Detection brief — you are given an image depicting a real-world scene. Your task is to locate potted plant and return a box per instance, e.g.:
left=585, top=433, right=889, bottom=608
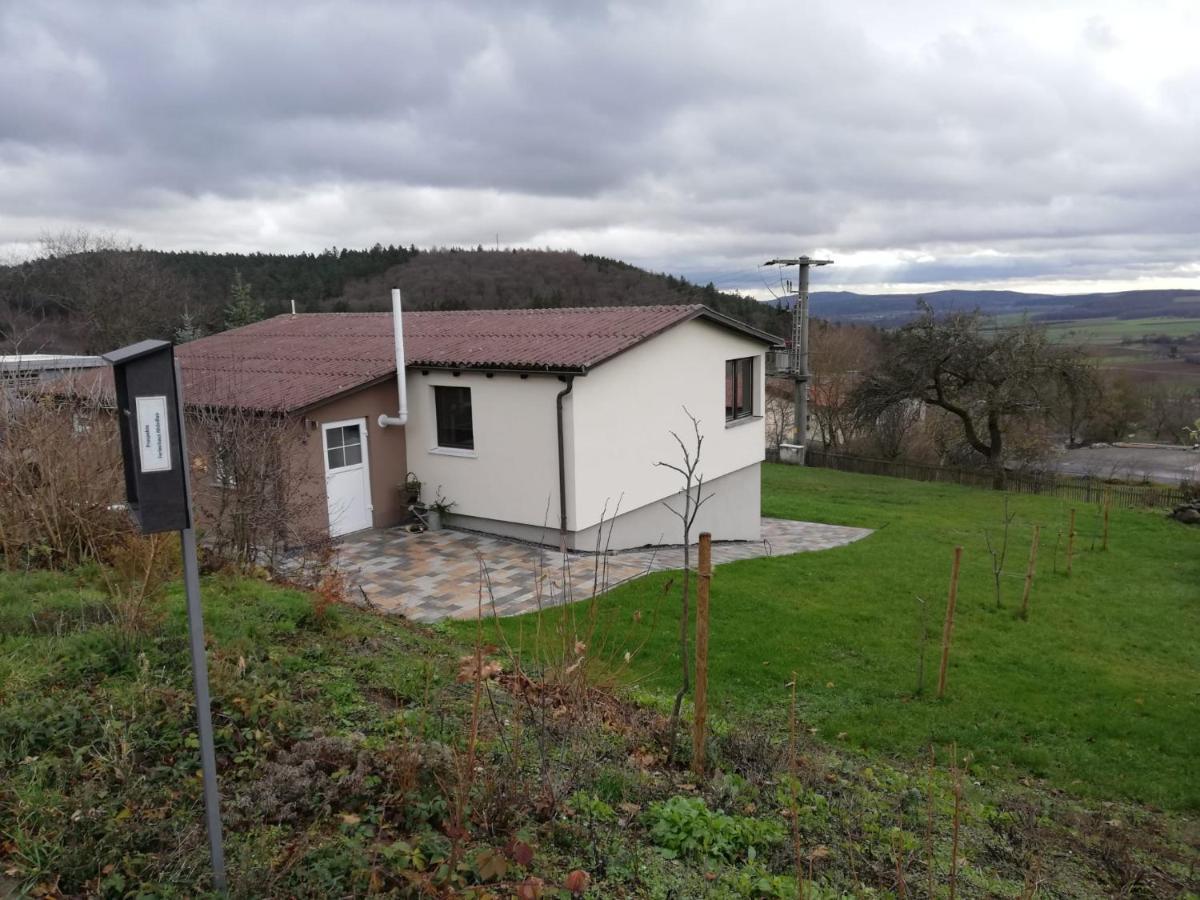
left=401, top=472, right=422, bottom=507
left=423, top=487, right=456, bottom=531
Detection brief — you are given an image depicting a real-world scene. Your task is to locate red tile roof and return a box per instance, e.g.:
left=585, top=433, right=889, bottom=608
left=72, top=305, right=780, bottom=413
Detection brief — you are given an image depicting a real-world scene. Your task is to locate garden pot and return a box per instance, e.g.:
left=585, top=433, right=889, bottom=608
left=425, top=508, right=443, bottom=531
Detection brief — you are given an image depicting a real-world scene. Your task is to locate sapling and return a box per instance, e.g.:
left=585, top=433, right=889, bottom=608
left=936, top=547, right=964, bottom=700
left=654, top=407, right=714, bottom=760
left=983, top=496, right=1015, bottom=608
left=914, top=595, right=929, bottom=696
left=1019, top=525, right=1040, bottom=620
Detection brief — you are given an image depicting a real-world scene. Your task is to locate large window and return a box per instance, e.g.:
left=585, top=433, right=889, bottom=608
left=434, top=385, right=474, bottom=450
left=725, top=357, right=755, bottom=421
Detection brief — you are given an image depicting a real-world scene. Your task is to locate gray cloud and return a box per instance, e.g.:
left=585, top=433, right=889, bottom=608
left=1, top=0, right=1198, bottom=293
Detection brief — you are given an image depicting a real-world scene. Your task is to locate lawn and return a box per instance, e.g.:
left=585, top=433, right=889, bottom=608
left=485, top=464, right=1200, bottom=811
left=4, top=554, right=1199, bottom=894
left=1044, top=315, right=1200, bottom=344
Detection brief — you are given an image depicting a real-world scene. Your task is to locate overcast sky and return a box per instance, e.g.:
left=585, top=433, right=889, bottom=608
left=2, top=0, right=1198, bottom=296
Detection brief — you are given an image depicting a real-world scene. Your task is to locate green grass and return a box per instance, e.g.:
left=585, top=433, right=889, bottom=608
left=483, top=465, right=1200, bottom=810
left=4, top=559, right=1199, bottom=894
left=1043, top=315, right=1200, bottom=344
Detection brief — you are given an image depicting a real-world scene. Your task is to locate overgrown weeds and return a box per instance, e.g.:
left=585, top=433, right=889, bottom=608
left=3, top=555, right=1198, bottom=897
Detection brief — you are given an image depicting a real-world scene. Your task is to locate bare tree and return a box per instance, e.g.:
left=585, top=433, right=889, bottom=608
left=1051, top=362, right=1102, bottom=447
left=808, top=321, right=878, bottom=449
left=854, top=305, right=1089, bottom=489
left=870, top=401, right=923, bottom=460
left=764, top=379, right=794, bottom=453
left=654, top=407, right=713, bottom=758
left=37, top=230, right=192, bottom=353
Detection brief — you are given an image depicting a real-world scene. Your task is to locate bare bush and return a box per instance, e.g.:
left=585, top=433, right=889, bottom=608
left=187, top=403, right=330, bottom=573
left=98, top=531, right=181, bottom=645
left=0, top=379, right=128, bottom=568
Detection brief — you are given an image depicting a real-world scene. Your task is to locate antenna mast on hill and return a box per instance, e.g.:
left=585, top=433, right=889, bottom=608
left=763, top=255, right=833, bottom=463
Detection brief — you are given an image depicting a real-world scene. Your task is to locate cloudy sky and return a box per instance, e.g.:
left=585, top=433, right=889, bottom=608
left=2, top=0, right=1198, bottom=296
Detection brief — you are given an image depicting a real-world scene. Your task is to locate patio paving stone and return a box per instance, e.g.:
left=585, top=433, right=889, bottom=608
left=335, top=517, right=872, bottom=623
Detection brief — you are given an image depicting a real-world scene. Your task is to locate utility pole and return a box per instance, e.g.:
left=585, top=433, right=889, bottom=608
left=764, top=255, right=833, bottom=464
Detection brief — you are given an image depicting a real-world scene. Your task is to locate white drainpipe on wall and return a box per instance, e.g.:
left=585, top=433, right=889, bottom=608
left=377, top=287, right=408, bottom=428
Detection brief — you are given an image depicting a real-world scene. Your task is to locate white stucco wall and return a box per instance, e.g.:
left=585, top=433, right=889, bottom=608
left=567, top=318, right=768, bottom=534
left=404, top=369, right=564, bottom=529
left=402, top=318, right=771, bottom=547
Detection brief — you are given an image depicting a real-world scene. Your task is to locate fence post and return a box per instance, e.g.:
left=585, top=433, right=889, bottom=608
left=936, top=546, right=963, bottom=700
left=692, top=532, right=713, bottom=777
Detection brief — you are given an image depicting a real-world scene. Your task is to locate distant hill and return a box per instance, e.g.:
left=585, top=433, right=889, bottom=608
left=772, top=288, right=1200, bottom=326
left=0, top=246, right=786, bottom=353
left=330, top=249, right=783, bottom=334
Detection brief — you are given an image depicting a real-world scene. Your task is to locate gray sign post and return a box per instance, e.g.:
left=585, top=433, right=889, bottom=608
left=102, top=340, right=227, bottom=893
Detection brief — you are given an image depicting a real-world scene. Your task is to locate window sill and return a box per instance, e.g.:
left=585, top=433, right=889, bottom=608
left=429, top=446, right=477, bottom=458
left=724, top=415, right=763, bottom=430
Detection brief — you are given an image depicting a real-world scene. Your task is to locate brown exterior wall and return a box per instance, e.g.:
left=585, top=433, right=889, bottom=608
left=299, top=378, right=410, bottom=532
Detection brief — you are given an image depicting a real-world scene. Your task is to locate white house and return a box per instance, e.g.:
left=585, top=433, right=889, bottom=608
left=161, top=298, right=782, bottom=550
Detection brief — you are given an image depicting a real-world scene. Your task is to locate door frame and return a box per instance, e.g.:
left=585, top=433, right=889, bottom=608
left=320, top=416, right=373, bottom=535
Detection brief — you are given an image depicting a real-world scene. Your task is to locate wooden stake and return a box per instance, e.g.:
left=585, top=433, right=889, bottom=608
left=1066, top=508, right=1076, bottom=577
left=936, top=546, right=963, bottom=700
left=1102, top=491, right=1111, bottom=552
left=1020, top=525, right=1040, bottom=620
left=692, top=532, right=712, bottom=777
left=949, top=743, right=962, bottom=900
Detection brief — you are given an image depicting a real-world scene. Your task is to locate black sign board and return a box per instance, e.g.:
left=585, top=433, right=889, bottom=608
left=102, top=340, right=191, bottom=533
left=102, top=338, right=227, bottom=890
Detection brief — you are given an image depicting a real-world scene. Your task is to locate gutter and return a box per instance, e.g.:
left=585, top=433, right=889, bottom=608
left=555, top=375, right=574, bottom=549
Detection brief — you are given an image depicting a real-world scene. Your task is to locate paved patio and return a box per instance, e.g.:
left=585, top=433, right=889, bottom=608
left=336, top=517, right=872, bottom=622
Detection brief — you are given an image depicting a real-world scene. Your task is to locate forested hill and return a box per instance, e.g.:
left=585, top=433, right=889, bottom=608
left=0, top=245, right=784, bottom=353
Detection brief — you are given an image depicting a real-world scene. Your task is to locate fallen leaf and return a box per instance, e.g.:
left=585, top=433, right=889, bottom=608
left=565, top=869, right=590, bottom=895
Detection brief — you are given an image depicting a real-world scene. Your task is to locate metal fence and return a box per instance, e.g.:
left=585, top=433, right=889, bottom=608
left=787, top=447, right=1192, bottom=510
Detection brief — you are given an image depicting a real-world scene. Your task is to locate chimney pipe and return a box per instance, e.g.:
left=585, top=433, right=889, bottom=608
left=378, top=288, right=408, bottom=428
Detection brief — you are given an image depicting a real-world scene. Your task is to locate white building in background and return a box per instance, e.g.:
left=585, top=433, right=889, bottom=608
left=1, top=354, right=104, bottom=391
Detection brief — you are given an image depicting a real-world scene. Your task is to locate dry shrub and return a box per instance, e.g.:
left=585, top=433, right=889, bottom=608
left=229, top=733, right=452, bottom=826
left=0, top=381, right=128, bottom=569
left=188, top=402, right=330, bottom=573
left=96, top=531, right=181, bottom=643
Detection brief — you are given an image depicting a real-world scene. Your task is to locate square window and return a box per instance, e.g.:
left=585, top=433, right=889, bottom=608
left=434, top=385, right=474, bottom=450
left=327, top=446, right=345, bottom=470
left=343, top=442, right=362, bottom=466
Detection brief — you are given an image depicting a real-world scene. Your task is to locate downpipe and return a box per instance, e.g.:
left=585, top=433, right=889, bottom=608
left=378, top=287, right=408, bottom=428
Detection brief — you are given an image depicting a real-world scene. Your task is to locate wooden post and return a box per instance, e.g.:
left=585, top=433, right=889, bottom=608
left=1020, top=525, right=1040, bottom=620
left=692, top=532, right=712, bottom=777
left=936, top=546, right=963, bottom=700
left=1102, top=491, right=1111, bottom=552
left=1066, top=508, right=1076, bottom=577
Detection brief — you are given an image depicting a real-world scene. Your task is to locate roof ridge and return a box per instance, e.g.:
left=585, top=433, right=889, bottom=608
left=268, top=303, right=705, bottom=319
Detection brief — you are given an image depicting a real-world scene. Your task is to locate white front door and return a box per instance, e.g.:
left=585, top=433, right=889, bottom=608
left=322, top=418, right=373, bottom=536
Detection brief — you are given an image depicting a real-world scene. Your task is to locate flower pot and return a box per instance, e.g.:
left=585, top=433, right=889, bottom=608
left=425, top=508, right=443, bottom=531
